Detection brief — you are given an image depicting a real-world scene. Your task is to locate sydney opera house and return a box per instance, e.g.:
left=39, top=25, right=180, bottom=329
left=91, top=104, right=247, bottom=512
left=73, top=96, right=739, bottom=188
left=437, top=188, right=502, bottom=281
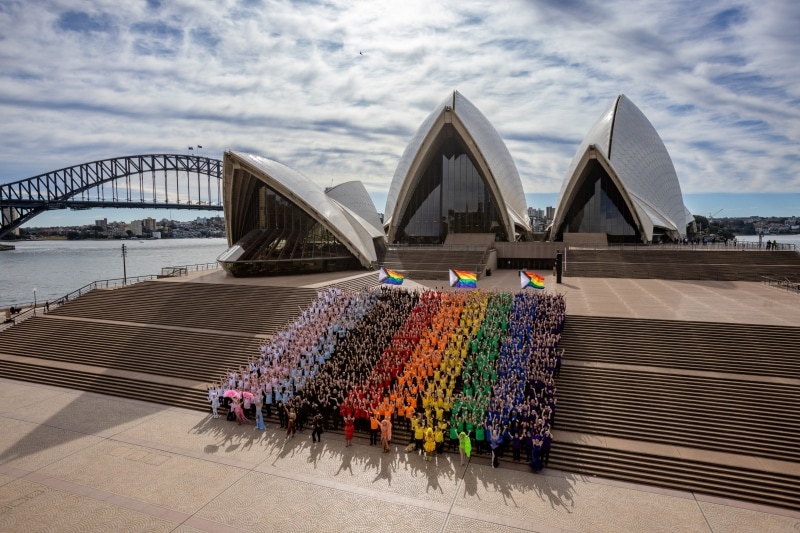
left=218, top=91, right=694, bottom=276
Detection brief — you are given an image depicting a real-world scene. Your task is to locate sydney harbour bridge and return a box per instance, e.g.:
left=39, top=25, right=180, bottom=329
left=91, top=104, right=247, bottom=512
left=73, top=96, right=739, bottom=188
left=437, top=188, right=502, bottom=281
left=0, top=154, right=223, bottom=237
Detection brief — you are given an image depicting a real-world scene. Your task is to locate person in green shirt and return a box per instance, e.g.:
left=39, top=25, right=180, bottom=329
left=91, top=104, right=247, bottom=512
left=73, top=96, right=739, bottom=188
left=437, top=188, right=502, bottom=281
left=449, top=421, right=459, bottom=451
left=458, top=431, right=472, bottom=466
left=474, top=421, right=486, bottom=454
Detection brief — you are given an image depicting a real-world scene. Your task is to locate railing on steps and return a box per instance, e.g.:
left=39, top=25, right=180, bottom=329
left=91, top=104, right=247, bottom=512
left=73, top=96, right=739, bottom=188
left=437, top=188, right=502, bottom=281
left=761, top=275, right=800, bottom=294
left=160, top=261, right=220, bottom=277
left=1, top=275, right=158, bottom=332
left=567, top=241, right=798, bottom=251
left=2, top=261, right=223, bottom=332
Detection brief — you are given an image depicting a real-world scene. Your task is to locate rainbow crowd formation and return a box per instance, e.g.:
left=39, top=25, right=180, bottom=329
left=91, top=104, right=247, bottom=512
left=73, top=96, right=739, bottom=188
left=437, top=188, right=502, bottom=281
left=207, top=285, right=565, bottom=471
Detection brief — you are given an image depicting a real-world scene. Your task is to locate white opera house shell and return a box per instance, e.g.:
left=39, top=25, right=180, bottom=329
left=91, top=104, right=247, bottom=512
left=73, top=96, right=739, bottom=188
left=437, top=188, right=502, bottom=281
left=550, top=94, right=695, bottom=243
left=218, top=151, right=384, bottom=276
left=384, top=91, right=531, bottom=244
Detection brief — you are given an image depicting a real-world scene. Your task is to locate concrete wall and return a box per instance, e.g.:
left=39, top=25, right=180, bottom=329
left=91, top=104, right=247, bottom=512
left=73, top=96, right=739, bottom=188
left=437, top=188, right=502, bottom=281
left=495, top=241, right=564, bottom=259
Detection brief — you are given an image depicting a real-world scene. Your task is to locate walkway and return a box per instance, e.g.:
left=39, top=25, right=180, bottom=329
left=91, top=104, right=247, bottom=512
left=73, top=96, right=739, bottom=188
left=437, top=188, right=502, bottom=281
left=1, top=378, right=798, bottom=532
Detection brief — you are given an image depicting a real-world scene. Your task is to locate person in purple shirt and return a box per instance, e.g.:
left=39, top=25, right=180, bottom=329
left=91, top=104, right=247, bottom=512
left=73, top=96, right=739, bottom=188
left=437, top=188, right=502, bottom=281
left=489, top=427, right=502, bottom=468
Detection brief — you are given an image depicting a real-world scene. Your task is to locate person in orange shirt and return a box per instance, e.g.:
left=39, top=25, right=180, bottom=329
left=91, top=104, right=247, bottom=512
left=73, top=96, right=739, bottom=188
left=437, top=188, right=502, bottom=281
left=395, top=394, right=405, bottom=416
left=404, top=402, right=415, bottom=430
left=369, top=411, right=380, bottom=446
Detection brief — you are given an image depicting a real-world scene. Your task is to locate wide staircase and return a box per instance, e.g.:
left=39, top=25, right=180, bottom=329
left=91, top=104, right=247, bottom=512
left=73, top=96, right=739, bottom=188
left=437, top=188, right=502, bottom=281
left=565, top=249, right=800, bottom=281
left=0, top=280, right=319, bottom=412
left=313, top=271, right=381, bottom=292
left=379, top=247, right=489, bottom=280
left=551, top=315, right=800, bottom=511
left=2, top=278, right=799, bottom=511
left=47, top=280, right=318, bottom=335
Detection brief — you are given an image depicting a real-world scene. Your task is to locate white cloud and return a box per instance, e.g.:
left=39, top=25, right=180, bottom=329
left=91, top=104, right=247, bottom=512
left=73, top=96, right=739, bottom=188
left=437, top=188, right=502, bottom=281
left=1, top=0, right=798, bottom=223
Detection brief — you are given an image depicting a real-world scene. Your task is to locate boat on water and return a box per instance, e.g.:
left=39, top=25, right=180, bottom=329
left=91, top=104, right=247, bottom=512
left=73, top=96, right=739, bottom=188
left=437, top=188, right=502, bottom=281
left=0, top=244, right=15, bottom=251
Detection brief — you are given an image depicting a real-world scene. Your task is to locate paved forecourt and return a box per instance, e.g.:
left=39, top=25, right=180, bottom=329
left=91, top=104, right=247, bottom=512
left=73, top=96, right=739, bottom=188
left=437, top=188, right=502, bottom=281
left=1, top=379, right=799, bottom=532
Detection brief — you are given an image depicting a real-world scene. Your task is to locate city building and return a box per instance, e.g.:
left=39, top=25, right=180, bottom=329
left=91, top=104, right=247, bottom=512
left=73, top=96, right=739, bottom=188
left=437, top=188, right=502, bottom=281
left=130, top=219, right=143, bottom=237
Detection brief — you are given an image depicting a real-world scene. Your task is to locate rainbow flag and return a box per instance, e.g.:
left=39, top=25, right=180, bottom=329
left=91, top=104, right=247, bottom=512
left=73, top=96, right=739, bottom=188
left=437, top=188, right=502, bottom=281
left=449, top=269, right=477, bottom=289
left=520, top=270, right=545, bottom=290
left=379, top=267, right=405, bottom=285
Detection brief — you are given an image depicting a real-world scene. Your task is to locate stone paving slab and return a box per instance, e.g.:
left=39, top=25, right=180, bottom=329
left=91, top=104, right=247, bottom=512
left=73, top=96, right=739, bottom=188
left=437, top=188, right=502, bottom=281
left=699, top=500, right=800, bottom=533
left=0, top=478, right=177, bottom=532
left=0, top=418, right=104, bottom=472
left=193, top=470, right=448, bottom=532
left=38, top=439, right=248, bottom=515
left=0, top=380, right=799, bottom=532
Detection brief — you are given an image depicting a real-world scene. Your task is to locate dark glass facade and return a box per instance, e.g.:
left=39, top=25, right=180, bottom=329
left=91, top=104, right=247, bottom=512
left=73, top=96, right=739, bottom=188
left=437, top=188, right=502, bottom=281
left=555, top=162, right=641, bottom=243
left=221, top=180, right=360, bottom=276
left=395, top=131, right=506, bottom=244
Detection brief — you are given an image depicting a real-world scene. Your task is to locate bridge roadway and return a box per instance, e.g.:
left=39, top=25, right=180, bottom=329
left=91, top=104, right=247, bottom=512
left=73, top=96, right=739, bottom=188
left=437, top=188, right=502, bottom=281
left=0, top=270, right=798, bottom=531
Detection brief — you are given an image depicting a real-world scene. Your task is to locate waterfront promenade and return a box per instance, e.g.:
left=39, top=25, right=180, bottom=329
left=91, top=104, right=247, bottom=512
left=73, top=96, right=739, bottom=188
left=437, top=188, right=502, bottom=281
left=0, top=269, right=799, bottom=531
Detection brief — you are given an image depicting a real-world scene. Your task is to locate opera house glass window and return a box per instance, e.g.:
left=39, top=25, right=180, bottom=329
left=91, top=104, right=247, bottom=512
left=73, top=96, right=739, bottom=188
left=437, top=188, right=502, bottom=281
left=396, top=136, right=505, bottom=244
left=249, top=184, right=353, bottom=261
left=557, top=163, right=640, bottom=243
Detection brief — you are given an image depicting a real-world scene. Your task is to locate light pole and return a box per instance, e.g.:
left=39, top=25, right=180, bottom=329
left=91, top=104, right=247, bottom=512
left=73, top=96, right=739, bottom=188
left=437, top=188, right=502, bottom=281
left=121, top=244, right=128, bottom=285
left=33, top=287, right=37, bottom=316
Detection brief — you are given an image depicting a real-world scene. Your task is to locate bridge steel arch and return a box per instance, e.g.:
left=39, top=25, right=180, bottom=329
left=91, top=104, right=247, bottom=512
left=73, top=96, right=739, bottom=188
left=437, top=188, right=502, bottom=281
left=1, top=154, right=223, bottom=237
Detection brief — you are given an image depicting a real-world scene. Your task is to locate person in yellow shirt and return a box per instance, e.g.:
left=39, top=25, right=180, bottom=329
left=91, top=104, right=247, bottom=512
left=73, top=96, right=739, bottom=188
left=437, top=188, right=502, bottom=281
left=423, top=426, right=436, bottom=461
left=434, top=423, right=445, bottom=453
left=414, top=419, right=425, bottom=453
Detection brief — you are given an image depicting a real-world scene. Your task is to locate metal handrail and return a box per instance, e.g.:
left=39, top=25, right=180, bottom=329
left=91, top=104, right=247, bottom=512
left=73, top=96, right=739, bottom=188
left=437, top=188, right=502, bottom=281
left=567, top=241, right=797, bottom=252
left=761, top=275, right=800, bottom=294
left=159, top=261, right=220, bottom=276
left=0, top=274, right=150, bottom=330
left=53, top=275, right=159, bottom=306
left=2, top=262, right=223, bottom=330
left=386, top=243, right=492, bottom=252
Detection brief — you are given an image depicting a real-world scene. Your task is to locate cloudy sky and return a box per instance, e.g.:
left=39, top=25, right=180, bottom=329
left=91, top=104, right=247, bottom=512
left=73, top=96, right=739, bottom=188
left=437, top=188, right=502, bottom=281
left=1, top=0, right=798, bottom=226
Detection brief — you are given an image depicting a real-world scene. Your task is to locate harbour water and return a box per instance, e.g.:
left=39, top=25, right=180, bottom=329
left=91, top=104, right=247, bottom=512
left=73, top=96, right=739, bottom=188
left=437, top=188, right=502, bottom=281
left=0, top=238, right=227, bottom=309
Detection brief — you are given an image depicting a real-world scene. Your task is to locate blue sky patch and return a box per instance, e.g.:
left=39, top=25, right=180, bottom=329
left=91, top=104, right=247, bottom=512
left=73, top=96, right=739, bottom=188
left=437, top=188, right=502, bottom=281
left=56, top=10, right=114, bottom=34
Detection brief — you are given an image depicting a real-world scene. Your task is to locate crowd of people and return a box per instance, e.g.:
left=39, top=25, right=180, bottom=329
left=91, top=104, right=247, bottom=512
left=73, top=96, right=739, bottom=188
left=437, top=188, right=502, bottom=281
left=206, top=284, right=566, bottom=474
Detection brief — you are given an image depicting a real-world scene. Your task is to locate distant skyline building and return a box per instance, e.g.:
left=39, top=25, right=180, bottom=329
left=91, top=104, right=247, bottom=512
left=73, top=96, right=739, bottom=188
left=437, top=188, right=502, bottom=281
left=130, top=219, right=143, bottom=237
left=550, top=95, right=694, bottom=243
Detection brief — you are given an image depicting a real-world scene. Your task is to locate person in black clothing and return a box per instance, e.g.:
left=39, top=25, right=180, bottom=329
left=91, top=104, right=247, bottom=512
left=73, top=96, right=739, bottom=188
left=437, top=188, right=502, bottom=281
left=540, top=428, right=553, bottom=466
left=311, top=408, right=325, bottom=443
left=278, top=401, right=287, bottom=428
